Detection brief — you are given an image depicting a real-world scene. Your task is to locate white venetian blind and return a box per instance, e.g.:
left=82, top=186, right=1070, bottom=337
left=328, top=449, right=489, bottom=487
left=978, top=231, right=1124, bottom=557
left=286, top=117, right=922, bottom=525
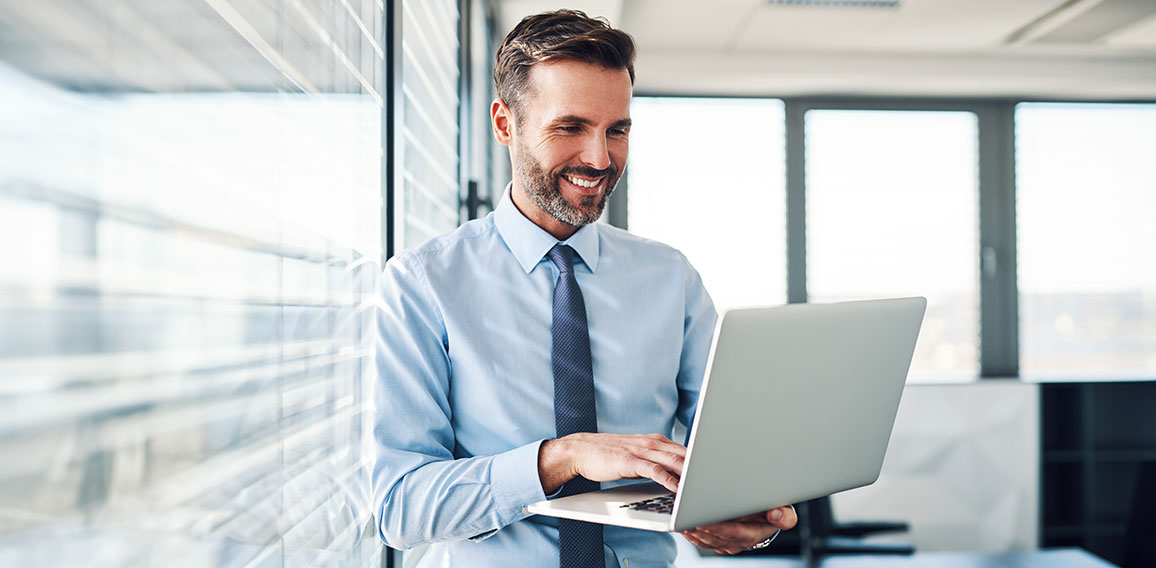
left=398, top=0, right=462, bottom=249
left=0, top=0, right=385, bottom=566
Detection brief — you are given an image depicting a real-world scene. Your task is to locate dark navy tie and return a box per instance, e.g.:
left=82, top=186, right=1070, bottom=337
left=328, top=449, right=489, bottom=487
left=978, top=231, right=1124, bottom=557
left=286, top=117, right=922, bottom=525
left=547, top=244, right=605, bottom=568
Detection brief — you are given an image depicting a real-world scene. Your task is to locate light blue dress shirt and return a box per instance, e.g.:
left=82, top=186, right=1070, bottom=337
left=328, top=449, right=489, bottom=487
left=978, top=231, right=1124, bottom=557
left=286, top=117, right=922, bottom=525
left=372, top=188, right=717, bottom=567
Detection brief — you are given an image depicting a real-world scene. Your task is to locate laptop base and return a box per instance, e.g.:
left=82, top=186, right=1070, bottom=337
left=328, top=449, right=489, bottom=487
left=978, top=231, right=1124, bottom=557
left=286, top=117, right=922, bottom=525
left=526, top=481, right=675, bottom=532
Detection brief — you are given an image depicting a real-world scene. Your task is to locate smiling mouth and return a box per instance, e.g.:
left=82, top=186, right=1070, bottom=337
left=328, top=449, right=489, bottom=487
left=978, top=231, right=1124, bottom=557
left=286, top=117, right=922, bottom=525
left=562, top=174, right=605, bottom=193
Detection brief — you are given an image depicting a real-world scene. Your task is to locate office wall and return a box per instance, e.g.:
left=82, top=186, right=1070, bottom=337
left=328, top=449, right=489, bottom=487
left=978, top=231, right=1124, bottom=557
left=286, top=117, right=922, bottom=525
left=0, top=1, right=384, bottom=566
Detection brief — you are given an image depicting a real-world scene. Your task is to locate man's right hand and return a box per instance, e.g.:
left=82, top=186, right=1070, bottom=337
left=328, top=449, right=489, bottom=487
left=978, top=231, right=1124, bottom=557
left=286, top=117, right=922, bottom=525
left=537, top=433, right=686, bottom=495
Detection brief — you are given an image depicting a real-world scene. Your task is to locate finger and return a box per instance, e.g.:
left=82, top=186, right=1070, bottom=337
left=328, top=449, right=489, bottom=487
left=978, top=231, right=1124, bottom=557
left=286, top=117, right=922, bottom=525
left=639, top=440, right=686, bottom=460
left=766, top=505, right=798, bottom=530
left=638, top=447, right=685, bottom=476
left=695, top=510, right=765, bottom=532
left=681, top=532, right=704, bottom=549
left=696, top=520, right=769, bottom=543
left=685, top=530, right=727, bottom=551
left=703, top=534, right=744, bottom=555
left=643, top=432, right=679, bottom=446
left=596, top=434, right=686, bottom=464
left=636, top=434, right=687, bottom=456
left=633, top=460, right=680, bottom=492
left=680, top=531, right=711, bottom=550
left=690, top=528, right=744, bottom=550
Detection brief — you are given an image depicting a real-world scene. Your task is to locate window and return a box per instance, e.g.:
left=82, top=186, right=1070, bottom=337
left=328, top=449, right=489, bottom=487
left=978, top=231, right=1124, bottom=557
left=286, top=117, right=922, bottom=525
left=805, top=110, right=980, bottom=381
left=398, top=0, right=462, bottom=249
left=627, top=97, right=788, bottom=312
left=0, top=1, right=385, bottom=565
left=1016, top=103, right=1156, bottom=379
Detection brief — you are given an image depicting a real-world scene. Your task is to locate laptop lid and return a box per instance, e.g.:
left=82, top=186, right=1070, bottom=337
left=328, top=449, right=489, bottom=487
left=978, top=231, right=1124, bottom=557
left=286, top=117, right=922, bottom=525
left=670, top=297, right=925, bottom=531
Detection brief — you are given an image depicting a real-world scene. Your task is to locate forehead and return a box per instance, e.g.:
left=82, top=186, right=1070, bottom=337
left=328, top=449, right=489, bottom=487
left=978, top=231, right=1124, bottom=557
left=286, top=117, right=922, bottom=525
left=524, top=60, right=633, bottom=123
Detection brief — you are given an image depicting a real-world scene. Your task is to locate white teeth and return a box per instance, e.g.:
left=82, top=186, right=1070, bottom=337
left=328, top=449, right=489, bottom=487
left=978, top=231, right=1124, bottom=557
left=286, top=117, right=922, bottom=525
left=565, top=175, right=600, bottom=188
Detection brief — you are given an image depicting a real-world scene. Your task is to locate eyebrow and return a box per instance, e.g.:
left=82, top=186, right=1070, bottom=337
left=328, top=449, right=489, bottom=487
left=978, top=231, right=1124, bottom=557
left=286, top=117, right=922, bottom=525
left=548, top=114, right=632, bottom=128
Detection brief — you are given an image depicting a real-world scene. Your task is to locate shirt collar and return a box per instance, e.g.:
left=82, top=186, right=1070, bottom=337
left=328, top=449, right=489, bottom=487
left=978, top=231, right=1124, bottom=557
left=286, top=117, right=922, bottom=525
left=494, top=182, right=600, bottom=274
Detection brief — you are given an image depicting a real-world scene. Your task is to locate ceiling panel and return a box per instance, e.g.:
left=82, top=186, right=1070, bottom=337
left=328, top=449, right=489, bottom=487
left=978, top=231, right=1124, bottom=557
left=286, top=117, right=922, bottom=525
left=1106, top=14, right=1156, bottom=49
left=497, top=0, right=623, bottom=42
left=1034, top=0, right=1156, bottom=44
left=634, top=48, right=1156, bottom=99
left=733, top=0, right=1070, bottom=52
left=731, top=4, right=896, bottom=51
left=619, top=0, right=763, bottom=50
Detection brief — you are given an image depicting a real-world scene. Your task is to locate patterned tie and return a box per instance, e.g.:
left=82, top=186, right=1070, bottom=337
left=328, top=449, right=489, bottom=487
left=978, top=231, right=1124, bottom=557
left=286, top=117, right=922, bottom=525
left=547, top=244, right=605, bottom=568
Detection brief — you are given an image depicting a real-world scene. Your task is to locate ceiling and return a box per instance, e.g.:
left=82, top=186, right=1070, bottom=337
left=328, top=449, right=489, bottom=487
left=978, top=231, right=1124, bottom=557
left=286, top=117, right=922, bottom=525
left=495, top=0, right=1156, bottom=99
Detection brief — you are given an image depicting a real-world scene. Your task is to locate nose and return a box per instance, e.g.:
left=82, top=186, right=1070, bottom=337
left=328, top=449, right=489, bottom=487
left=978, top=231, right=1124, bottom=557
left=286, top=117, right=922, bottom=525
left=579, top=133, right=612, bottom=171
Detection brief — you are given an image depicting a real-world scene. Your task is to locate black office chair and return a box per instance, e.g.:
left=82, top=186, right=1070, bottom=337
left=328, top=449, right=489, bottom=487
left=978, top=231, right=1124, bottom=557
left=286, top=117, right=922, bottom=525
left=800, top=496, right=914, bottom=558
left=739, top=495, right=913, bottom=559
left=1121, top=462, right=1156, bottom=568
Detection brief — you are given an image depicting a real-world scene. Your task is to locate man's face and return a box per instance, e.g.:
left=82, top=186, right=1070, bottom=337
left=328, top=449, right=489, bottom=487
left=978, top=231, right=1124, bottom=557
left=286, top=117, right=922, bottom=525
left=502, top=60, right=632, bottom=233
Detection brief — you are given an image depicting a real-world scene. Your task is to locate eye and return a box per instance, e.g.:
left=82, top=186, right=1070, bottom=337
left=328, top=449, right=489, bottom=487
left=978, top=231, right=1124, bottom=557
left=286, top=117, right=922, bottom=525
left=557, top=125, right=581, bottom=133
left=608, top=128, right=629, bottom=137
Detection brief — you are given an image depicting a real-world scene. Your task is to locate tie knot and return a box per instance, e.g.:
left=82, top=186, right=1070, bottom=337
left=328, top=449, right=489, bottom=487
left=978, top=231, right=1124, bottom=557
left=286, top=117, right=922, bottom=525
left=547, top=244, right=576, bottom=274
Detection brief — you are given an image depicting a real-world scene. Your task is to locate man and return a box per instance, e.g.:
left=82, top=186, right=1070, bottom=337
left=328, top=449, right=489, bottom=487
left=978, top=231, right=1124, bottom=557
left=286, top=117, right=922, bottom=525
left=373, top=9, right=796, bottom=567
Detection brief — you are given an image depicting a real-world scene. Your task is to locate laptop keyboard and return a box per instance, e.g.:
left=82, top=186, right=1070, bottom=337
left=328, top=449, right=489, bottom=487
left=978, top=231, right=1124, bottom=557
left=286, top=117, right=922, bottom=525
left=620, top=493, right=675, bottom=514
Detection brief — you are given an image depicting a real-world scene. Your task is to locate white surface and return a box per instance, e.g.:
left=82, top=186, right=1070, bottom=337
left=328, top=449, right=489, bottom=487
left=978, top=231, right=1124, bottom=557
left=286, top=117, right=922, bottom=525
left=832, top=381, right=1040, bottom=552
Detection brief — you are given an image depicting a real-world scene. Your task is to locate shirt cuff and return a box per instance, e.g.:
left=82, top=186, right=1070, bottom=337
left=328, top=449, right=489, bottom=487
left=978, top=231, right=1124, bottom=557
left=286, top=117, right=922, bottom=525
left=490, top=439, right=549, bottom=525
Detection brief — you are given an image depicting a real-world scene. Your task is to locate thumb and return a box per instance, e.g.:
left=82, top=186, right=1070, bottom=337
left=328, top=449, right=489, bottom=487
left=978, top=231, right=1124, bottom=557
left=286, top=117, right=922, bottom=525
left=766, top=507, right=785, bottom=524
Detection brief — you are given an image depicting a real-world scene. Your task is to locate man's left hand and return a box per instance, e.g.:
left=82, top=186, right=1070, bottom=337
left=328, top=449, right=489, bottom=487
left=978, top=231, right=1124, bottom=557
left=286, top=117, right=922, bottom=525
left=680, top=505, right=797, bottom=555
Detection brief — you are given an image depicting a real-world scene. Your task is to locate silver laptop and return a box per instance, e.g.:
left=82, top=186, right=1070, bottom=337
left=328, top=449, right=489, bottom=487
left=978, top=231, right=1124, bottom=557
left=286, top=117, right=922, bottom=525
left=527, top=297, right=926, bottom=532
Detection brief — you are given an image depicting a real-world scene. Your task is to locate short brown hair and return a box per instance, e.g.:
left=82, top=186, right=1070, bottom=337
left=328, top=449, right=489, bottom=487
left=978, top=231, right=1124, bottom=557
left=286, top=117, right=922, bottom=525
left=493, top=9, right=636, bottom=123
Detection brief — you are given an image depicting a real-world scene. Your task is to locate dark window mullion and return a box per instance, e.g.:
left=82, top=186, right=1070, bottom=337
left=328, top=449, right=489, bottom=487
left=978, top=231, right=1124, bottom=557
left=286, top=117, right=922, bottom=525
left=977, top=102, right=1020, bottom=378
left=785, top=100, right=807, bottom=305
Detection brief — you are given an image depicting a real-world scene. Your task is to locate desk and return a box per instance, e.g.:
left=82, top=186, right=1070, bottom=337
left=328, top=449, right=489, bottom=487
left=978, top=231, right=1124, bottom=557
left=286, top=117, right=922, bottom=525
left=674, top=541, right=1115, bottom=568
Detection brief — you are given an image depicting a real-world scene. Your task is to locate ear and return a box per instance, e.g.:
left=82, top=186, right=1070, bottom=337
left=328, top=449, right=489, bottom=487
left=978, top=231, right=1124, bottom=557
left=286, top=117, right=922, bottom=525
left=491, top=98, right=514, bottom=147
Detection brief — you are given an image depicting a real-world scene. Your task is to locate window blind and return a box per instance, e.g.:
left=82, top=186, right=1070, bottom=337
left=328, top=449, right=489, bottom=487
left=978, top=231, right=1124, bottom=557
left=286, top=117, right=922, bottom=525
left=0, top=0, right=385, bottom=566
left=397, top=0, right=461, bottom=250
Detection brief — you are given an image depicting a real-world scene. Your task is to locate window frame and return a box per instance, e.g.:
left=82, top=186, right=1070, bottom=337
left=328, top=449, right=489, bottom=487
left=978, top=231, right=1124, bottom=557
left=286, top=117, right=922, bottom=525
left=623, top=95, right=1019, bottom=379
left=624, top=94, right=1149, bottom=381
left=786, top=98, right=1019, bottom=379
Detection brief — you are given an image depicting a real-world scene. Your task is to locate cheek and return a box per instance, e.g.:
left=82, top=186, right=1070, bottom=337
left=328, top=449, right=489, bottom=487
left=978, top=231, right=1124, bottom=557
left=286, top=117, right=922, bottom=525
left=532, top=141, right=577, bottom=171
left=612, top=152, right=628, bottom=173
left=610, top=141, right=629, bottom=167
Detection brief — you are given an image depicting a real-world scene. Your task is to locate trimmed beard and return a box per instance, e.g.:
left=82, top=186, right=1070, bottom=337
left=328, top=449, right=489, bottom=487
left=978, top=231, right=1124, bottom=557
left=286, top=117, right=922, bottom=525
left=515, top=139, right=617, bottom=226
